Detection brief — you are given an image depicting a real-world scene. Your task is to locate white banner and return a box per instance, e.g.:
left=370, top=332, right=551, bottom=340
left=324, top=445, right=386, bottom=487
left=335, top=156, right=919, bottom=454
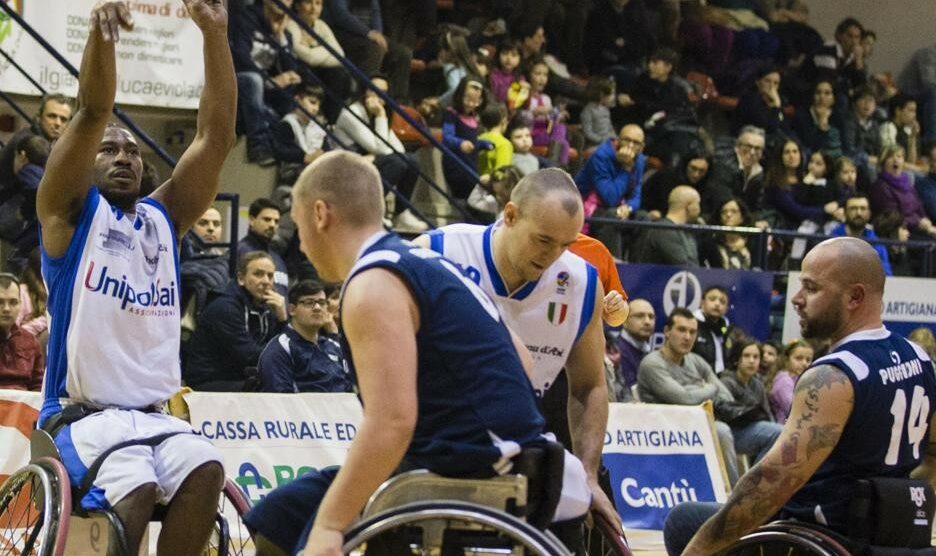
left=602, top=402, right=729, bottom=551
left=184, top=391, right=363, bottom=507
left=783, top=272, right=936, bottom=343
left=0, top=0, right=205, bottom=109
left=0, top=389, right=41, bottom=482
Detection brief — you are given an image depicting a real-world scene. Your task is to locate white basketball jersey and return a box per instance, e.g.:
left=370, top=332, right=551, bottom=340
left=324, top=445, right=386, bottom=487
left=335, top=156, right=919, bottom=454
left=427, top=223, right=598, bottom=395
left=40, top=189, right=182, bottom=421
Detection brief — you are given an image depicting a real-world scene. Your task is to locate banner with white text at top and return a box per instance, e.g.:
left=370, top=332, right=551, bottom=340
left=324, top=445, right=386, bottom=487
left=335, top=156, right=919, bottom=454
left=184, top=391, right=363, bottom=507
left=783, top=272, right=936, bottom=343
left=602, top=402, right=729, bottom=551
left=0, top=389, right=41, bottom=484
left=0, top=0, right=205, bottom=109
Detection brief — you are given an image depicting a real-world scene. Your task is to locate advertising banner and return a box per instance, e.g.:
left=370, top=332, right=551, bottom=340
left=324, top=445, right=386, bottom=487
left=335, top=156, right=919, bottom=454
left=617, top=263, right=774, bottom=342
left=603, top=402, right=729, bottom=550
left=783, top=272, right=936, bottom=342
left=0, top=0, right=205, bottom=108
left=0, top=389, right=40, bottom=484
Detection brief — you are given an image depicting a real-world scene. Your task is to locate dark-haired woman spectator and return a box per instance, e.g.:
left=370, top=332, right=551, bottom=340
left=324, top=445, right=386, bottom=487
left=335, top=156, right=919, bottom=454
left=870, top=145, right=936, bottom=239
left=763, top=139, right=833, bottom=229
left=732, top=67, right=786, bottom=137
left=701, top=197, right=755, bottom=270
left=441, top=77, right=487, bottom=200
left=792, top=79, right=843, bottom=158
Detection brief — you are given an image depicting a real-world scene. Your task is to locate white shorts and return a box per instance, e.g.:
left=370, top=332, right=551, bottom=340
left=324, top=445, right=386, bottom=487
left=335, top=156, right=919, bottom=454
left=54, top=408, right=223, bottom=511
left=554, top=449, right=592, bottom=523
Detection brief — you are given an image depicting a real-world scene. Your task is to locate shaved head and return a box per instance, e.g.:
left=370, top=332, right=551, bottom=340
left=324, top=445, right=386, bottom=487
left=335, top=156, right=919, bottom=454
left=510, top=167, right=582, bottom=217
left=668, top=185, right=699, bottom=209
left=293, top=150, right=384, bottom=226
left=807, top=237, right=885, bottom=295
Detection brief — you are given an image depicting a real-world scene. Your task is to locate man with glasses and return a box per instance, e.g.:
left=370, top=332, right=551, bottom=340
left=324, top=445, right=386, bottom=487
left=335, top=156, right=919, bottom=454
left=575, top=124, right=647, bottom=256
left=257, top=280, right=349, bottom=393
left=709, top=126, right=767, bottom=211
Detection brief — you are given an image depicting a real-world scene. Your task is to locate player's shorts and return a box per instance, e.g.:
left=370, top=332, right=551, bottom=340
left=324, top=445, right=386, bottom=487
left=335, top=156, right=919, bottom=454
left=53, top=408, right=223, bottom=511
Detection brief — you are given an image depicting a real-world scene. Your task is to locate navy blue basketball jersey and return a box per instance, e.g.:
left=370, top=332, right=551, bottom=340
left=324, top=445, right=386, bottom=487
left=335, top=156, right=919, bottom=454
left=340, top=232, right=546, bottom=477
left=783, top=327, right=936, bottom=531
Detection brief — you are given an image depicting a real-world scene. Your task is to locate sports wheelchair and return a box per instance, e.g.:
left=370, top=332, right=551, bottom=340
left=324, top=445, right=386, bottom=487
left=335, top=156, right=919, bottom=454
left=341, top=441, right=633, bottom=556
left=0, top=428, right=253, bottom=556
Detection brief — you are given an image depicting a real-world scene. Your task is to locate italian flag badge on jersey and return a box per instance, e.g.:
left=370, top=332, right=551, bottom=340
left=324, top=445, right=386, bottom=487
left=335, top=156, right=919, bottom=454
left=547, top=302, right=568, bottom=325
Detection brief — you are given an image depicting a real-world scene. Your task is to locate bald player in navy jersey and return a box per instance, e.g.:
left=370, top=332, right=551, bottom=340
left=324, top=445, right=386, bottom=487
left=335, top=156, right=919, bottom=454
left=664, top=237, right=936, bottom=555
left=243, top=151, right=592, bottom=556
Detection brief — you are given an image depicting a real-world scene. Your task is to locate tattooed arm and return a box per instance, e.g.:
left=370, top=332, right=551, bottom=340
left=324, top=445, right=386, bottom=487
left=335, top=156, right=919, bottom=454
left=910, top=411, right=936, bottom=489
left=682, top=365, right=854, bottom=556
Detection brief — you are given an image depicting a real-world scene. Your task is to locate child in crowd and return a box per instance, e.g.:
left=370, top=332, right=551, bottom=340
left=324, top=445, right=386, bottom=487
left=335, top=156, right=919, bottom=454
left=521, top=56, right=571, bottom=165
left=438, top=28, right=484, bottom=106
left=797, top=151, right=842, bottom=231
left=488, top=39, right=527, bottom=111
left=768, top=339, right=814, bottom=424
left=477, top=103, right=513, bottom=176
left=273, top=85, right=328, bottom=175
left=468, top=165, right=523, bottom=220
left=581, top=76, right=617, bottom=148
left=508, top=120, right=545, bottom=176
left=442, top=77, right=488, bottom=200
left=833, top=156, right=861, bottom=199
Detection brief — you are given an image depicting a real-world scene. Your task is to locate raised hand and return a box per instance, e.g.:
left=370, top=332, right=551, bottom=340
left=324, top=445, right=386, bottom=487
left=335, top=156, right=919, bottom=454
left=182, top=0, right=228, bottom=33
left=90, top=1, right=134, bottom=43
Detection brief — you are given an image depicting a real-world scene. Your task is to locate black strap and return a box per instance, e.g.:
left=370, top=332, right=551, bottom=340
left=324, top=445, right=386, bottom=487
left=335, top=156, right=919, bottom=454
left=74, top=431, right=189, bottom=512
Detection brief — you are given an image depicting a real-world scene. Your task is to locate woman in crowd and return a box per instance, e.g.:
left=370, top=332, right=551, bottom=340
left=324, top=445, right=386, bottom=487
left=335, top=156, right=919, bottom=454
left=701, top=197, right=755, bottom=270
left=870, top=145, right=936, bottom=239
left=793, top=78, right=843, bottom=158
left=768, top=339, right=814, bottom=424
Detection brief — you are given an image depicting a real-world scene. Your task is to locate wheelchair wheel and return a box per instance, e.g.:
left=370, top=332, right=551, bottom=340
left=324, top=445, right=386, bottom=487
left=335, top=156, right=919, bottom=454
left=203, top=479, right=254, bottom=556
left=343, top=501, right=572, bottom=556
left=721, top=526, right=848, bottom=556
left=583, top=513, right=633, bottom=556
left=0, top=458, right=71, bottom=556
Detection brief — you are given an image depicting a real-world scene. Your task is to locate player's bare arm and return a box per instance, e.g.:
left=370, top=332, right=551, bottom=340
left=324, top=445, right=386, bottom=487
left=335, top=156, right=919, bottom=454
left=564, top=281, right=619, bottom=527
left=303, top=268, right=419, bottom=555
left=683, top=365, right=854, bottom=555
left=37, top=1, right=133, bottom=258
left=150, top=0, right=236, bottom=235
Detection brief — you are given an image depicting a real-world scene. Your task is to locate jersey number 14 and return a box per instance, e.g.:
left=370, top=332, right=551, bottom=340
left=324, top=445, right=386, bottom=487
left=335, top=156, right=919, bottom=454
left=886, top=386, right=930, bottom=465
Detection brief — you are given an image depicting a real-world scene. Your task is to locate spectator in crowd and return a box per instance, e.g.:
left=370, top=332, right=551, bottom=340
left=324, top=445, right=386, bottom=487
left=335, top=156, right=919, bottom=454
left=323, top=0, right=412, bottom=103
left=872, top=208, right=913, bottom=276
left=184, top=252, right=288, bottom=391
left=583, top=0, right=656, bottom=87
left=509, top=0, right=591, bottom=75
left=581, top=76, right=617, bottom=149
left=623, top=47, right=697, bottom=166
left=520, top=56, right=571, bottom=165
left=477, top=103, right=513, bottom=177
left=0, top=274, right=43, bottom=391
left=467, top=165, right=524, bottom=220
left=797, top=150, right=842, bottom=232
left=870, top=145, right=936, bottom=239
left=700, top=197, right=755, bottom=270
left=512, top=20, right=584, bottom=103
left=441, top=77, right=487, bottom=201
left=642, top=153, right=712, bottom=220
left=488, top=39, right=527, bottom=111
left=763, top=138, right=833, bottom=230
left=638, top=307, right=773, bottom=485
left=758, top=339, right=780, bottom=378
left=437, top=27, right=485, bottom=106
left=718, top=339, right=782, bottom=459
left=792, top=78, right=843, bottom=158
left=767, top=338, right=813, bottom=424
left=828, top=194, right=892, bottom=276
left=17, top=249, right=48, bottom=353
left=0, top=134, right=50, bottom=244
left=708, top=126, right=766, bottom=212
left=576, top=124, right=647, bottom=256
left=634, top=185, right=701, bottom=266
left=880, top=94, right=925, bottom=172
left=916, top=141, right=936, bottom=220
left=615, top=298, right=655, bottom=401
left=692, top=285, right=737, bottom=374
left=229, top=0, right=303, bottom=165
left=273, top=84, right=328, bottom=183
left=760, top=0, right=822, bottom=67
left=832, top=155, right=861, bottom=198
left=909, top=327, right=936, bottom=361
left=898, top=42, right=936, bottom=143
left=508, top=120, right=547, bottom=176
left=287, top=0, right=350, bottom=123
left=238, top=198, right=290, bottom=296
left=841, top=85, right=882, bottom=172
left=732, top=66, right=787, bottom=138
left=333, top=74, right=424, bottom=231
left=801, top=17, right=867, bottom=103
left=0, top=94, right=71, bottom=193
left=180, top=207, right=232, bottom=333
left=258, top=280, right=350, bottom=393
